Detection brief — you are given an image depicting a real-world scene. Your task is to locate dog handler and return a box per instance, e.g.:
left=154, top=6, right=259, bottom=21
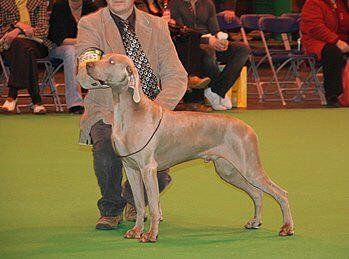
left=76, top=0, right=187, bottom=229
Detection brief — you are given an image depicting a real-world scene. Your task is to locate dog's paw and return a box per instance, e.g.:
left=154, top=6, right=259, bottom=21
left=245, top=218, right=262, bottom=229
left=124, top=227, right=142, bottom=239
left=279, top=224, right=294, bottom=236
left=139, top=232, right=158, bottom=243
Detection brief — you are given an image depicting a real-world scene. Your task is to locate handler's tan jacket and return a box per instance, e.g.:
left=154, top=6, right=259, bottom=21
left=76, top=7, right=187, bottom=145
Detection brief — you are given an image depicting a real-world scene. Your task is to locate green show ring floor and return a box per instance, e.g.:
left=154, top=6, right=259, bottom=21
left=0, top=109, right=348, bottom=258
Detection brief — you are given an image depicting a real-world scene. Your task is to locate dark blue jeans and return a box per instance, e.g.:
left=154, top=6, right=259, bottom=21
left=90, top=120, right=171, bottom=217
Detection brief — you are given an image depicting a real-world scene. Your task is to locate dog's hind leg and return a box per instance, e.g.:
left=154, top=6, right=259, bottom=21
left=139, top=162, right=161, bottom=243
left=124, top=167, right=146, bottom=240
left=213, top=158, right=263, bottom=229
left=243, top=163, right=294, bottom=236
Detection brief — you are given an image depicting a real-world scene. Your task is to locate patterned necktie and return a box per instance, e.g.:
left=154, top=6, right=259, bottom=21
left=120, top=19, right=161, bottom=100
left=184, top=0, right=195, bottom=15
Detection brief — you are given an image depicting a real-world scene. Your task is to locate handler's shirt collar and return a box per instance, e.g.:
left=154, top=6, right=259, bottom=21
left=110, top=8, right=136, bottom=32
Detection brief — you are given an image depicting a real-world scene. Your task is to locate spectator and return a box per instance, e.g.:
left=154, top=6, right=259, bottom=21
left=0, top=0, right=54, bottom=114
left=301, top=0, right=349, bottom=107
left=48, top=0, right=98, bottom=114
left=169, top=0, right=250, bottom=110
left=76, top=0, right=187, bottom=228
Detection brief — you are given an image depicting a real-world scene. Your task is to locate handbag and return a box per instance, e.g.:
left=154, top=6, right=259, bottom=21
left=338, top=59, right=349, bottom=107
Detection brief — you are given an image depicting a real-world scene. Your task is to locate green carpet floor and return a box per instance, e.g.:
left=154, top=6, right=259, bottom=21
left=0, top=109, right=348, bottom=258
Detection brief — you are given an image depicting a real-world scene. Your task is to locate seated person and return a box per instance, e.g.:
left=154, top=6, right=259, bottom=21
left=48, top=0, right=98, bottom=114
left=169, top=0, right=250, bottom=110
left=0, top=0, right=54, bottom=114
left=301, top=0, right=349, bottom=107
left=168, top=23, right=213, bottom=111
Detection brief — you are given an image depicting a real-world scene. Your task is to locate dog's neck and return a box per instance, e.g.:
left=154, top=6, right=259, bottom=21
left=111, top=88, right=162, bottom=156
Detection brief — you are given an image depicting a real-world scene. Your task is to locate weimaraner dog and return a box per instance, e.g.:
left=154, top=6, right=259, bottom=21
left=82, top=53, right=294, bottom=243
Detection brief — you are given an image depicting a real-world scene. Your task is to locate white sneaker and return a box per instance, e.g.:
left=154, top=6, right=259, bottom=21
left=204, top=88, right=227, bottom=111
left=33, top=104, right=46, bottom=114
left=220, top=94, right=233, bottom=109
left=1, top=98, right=17, bottom=112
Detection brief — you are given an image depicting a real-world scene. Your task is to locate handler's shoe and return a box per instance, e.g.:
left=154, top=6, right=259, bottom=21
left=95, top=215, right=122, bottom=230
left=125, top=203, right=148, bottom=222
left=220, top=94, right=233, bottom=109
left=188, top=76, right=211, bottom=90
left=33, top=104, right=46, bottom=114
left=1, top=98, right=17, bottom=112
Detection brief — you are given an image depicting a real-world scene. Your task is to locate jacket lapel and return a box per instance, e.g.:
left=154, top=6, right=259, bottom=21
left=101, top=8, right=125, bottom=54
left=135, top=8, right=152, bottom=55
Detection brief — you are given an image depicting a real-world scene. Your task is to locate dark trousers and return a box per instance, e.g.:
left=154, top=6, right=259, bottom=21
left=203, top=41, right=250, bottom=98
left=90, top=120, right=172, bottom=217
left=2, top=38, right=48, bottom=104
left=172, top=30, right=205, bottom=76
left=172, top=30, right=207, bottom=104
left=184, top=41, right=250, bottom=103
left=321, top=43, right=345, bottom=102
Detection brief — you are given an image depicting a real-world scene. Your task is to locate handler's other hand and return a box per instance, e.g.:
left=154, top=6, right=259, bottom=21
left=336, top=40, right=349, bottom=53
left=3, top=29, right=20, bottom=45
left=162, top=9, right=171, bottom=23
left=209, top=36, right=229, bottom=51
left=222, top=10, right=235, bottom=23
left=15, top=22, right=34, bottom=37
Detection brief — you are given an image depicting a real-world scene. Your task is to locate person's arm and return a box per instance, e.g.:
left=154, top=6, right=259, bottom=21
left=301, top=0, right=339, bottom=44
left=155, top=19, right=187, bottom=110
left=76, top=15, right=103, bottom=89
left=207, top=2, right=220, bottom=35
left=62, top=38, right=77, bottom=45
left=168, top=0, right=183, bottom=25
left=0, top=9, right=14, bottom=39
left=48, top=3, right=67, bottom=46
left=32, top=0, right=50, bottom=39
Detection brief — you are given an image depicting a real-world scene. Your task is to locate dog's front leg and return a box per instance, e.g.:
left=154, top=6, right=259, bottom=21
left=124, top=167, right=146, bottom=240
left=139, top=163, right=160, bottom=243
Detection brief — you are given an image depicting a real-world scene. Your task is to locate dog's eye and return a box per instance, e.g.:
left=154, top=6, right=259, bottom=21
left=109, top=59, right=115, bottom=64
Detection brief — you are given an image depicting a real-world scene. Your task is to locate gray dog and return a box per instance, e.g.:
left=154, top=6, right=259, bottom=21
left=80, top=53, right=294, bottom=243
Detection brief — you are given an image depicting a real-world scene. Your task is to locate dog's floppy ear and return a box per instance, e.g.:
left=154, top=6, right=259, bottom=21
left=126, top=64, right=141, bottom=103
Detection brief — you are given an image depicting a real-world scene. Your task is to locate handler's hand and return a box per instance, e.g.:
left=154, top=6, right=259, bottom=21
left=3, top=28, right=21, bottom=45
left=15, top=22, right=34, bottom=37
left=162, top=9, right=171, bottom=23
left=208, top=36, right=229, bottom=51
left=221, top=10, right=236, bottom=23
left=336, top=40, right=349, bottom=53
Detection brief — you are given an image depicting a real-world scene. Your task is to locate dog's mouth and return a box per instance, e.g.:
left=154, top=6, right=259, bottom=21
left=87, top=71, right=108, bottom=87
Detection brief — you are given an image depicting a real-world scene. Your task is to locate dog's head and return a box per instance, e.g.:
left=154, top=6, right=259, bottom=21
left=86, top=53, right=141, bottom=103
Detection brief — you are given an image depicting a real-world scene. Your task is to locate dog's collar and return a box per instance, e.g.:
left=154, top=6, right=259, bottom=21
left=115, top=106, right=163, bottom=158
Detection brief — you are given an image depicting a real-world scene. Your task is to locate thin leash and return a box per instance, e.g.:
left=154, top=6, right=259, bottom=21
left=83, top=86, right=164, bottom=158
left=115, top=107, right=163, bottom=158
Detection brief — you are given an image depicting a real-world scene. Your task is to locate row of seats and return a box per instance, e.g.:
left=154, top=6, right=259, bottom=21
left=217, top=13, right=326, bottom=106
left=0, top=54, right=64, bottom=112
